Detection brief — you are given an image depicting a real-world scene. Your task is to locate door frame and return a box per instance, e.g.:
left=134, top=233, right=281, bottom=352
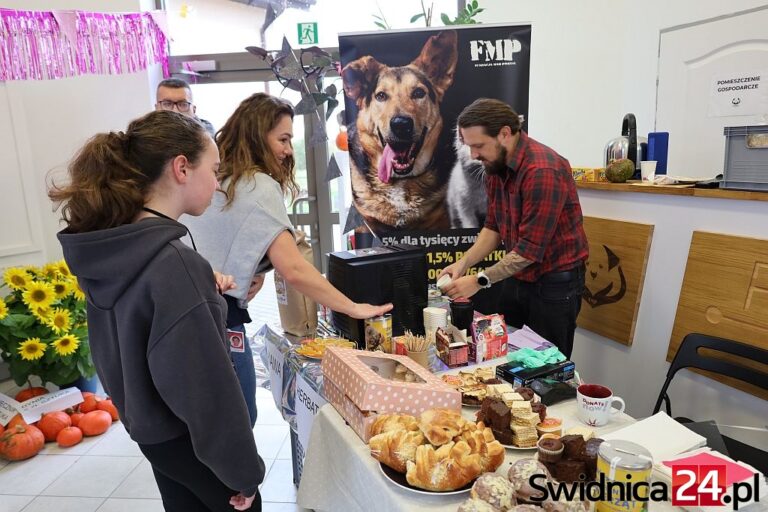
left=167, top=51, right=340, bottom=271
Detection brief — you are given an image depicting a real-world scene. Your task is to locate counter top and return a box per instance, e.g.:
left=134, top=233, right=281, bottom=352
left=576, top=181, right=768, bottom=202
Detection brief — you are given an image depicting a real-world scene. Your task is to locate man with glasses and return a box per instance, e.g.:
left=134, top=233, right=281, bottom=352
left=155, top=78, right=215, bottom=137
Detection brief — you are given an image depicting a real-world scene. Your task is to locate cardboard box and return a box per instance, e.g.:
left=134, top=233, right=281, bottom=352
left=470, top=314, right=508, bottom=363
left=435, top=326, right=469, bottom=368
left=495, top=360, right=576, bottom=388
left=321, top=347, right=461, bottom=441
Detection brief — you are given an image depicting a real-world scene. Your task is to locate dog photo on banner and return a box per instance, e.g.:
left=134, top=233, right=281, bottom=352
left=339, top=24, right=531, bottom=310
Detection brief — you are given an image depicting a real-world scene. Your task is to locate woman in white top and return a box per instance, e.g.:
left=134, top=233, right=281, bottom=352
left=184, top=93, right=391, bottom=425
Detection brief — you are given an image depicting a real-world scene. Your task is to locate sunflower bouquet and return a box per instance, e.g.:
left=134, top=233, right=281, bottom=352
left=0, top=261, right=95, bottom=387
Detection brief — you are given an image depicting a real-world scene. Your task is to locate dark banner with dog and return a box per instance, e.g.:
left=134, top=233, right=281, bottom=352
left=339, top=24, right=531, bottom=309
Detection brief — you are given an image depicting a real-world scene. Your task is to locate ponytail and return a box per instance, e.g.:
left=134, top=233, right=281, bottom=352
left=50, top=111, right=208, bottom=233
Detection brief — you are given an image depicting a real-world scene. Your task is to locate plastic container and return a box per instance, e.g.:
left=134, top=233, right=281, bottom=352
left=721, top=125, right=768, bottom=191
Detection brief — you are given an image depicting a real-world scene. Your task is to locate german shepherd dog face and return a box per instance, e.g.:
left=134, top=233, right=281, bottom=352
left=342, top=31, right=458, bottom=232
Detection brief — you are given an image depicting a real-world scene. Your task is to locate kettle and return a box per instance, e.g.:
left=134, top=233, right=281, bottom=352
left=604, top=113, right=647, bottom=171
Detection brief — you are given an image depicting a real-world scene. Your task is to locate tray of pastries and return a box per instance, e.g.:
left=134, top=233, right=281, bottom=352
left=441, top=366, right=501, bottom=407
left=475, top=382, right=561, bottom=449
left=368, top=408, right=506, bottom=493
left=294, top=337, right=355, bottom=359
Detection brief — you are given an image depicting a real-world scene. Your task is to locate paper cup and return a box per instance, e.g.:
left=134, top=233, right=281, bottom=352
left=436, top=274, right=452, bottom=291
left=640, top=160, right=657, bottom=182
left=406, top=349, right=430, bottom=368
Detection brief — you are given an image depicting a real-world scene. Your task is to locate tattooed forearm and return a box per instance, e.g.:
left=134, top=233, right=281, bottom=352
left=484, top=251, right=532, bottom=283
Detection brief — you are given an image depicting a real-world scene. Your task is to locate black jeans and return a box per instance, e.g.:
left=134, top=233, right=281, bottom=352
left=499, top=265, right=585, bottom=359
left=139, top=434, right=262, bottom=512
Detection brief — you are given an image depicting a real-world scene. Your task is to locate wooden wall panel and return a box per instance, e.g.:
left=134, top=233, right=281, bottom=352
left=669, top=231, right=768, bottom=400
left=577, top=217, right=654, bottom=346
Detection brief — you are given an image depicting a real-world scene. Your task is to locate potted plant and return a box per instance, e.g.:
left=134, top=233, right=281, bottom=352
left=0, top=260, right=96, bottom=393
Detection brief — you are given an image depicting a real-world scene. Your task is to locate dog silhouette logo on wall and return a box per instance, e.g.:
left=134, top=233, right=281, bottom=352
left=583, top=245, right=627, bottom=307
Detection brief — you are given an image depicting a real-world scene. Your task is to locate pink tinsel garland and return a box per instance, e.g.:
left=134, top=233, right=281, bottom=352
left=0, top=9, right=168, bottom=81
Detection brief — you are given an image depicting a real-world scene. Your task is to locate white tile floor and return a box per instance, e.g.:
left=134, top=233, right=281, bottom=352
left=0, top=383, right=307, bottom=511
left=0, top=273, right=310, bottom=511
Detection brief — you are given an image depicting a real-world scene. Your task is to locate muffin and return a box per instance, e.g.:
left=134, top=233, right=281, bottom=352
left=537, top=437, right=564, bottom=463
left=507, top=458, right=551, bottom=503
left=457, top=498, right=501, bottom=512
left=470, top=473, right=517, bottom=510
left=536, top=417, right=562, bottom=437
left=560, top=434, right=586, bottom=460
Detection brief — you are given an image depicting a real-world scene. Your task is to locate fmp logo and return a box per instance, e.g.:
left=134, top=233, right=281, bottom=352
left=469, top=39, right=522, bottom=62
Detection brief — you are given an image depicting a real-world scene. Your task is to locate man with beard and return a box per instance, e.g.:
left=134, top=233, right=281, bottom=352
left=439, top=98, right=587, bottom=358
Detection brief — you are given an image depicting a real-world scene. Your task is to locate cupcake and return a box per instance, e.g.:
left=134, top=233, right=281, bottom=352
left=457, top=498, right=501, bottom=512
left=536, top=417, right=562, bottom=437
left=470, top=473, right=517, bottom=510
left=537, top=437, right=564, bottom=463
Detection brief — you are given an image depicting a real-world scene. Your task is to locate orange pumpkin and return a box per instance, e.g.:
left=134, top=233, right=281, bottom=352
left=38, top=411, right=72, bottom=442
left=56, top=426, right=83, bottom=448
left=15, top=386, right=49, bottom=402
left=0, top=424, right=45, bottom=461
left=69, top=412, right=84, bottom=428
left=79, top=411, right=112, bottom=436
left=7, top=414, right=27, bottom=429
left=335, top=130, right=349, bottom=151
left=79, top=394, right=100, bottom=413
left=0, top=424, right=4, bottom=436
left=96, top=399, right=120, bottom=422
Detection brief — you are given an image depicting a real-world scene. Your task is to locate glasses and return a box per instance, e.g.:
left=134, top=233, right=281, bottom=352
left=156, top=100, right=192, bottom=112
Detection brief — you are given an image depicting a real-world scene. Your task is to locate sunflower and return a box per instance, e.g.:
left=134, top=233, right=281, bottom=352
left=4, top=267, right=30, bottom=291
left=18, top=338, right=47, bottom=361
left=22, top=281, right=56, bottom=309
left=71, top=280, right=86, bottom=302
left=53, top=334, right=80, bottom=356
left=51, top=279, right=72, bottom=300
left=30, top=305, right=52, bottom=323
left=0, top=298, right=7, bottom=320
left=47, top=307, right=72, bottom=334
left=56, top=260, right=72, bottom=279
left=41, top=263, right=61, bottom=280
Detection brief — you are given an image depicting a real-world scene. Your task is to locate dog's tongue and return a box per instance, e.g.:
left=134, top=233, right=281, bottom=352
left=378, top=144, right=395, bottom=184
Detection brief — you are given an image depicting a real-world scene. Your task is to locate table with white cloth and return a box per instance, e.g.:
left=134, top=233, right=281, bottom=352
left=297, top=357, right=682, bottom=512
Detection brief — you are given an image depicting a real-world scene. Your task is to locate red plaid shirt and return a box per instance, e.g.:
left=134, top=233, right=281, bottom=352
left=484, top=132, right=588, bottom=282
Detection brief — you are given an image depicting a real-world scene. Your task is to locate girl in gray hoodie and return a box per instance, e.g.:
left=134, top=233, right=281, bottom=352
left=51, top=111, right=264, bottom=511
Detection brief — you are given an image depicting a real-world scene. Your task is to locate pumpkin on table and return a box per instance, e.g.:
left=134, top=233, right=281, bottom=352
left=78, top=392, right=101, bottom=413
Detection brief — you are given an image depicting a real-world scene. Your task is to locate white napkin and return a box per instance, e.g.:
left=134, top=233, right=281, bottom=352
left=603, top=411, right=707, bottom=462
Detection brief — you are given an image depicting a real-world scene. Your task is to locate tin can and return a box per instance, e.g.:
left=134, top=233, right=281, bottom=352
left=595, top=440, right=653, bottom=512
left=364, top=314, right=392, bottom=353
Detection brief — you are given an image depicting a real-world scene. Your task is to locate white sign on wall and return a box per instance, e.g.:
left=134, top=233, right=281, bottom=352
left=295, top=376, right=327, bottom=451
left=266, top=342, right=285, bottom=408
left=708, top=70, right=768, bottom=117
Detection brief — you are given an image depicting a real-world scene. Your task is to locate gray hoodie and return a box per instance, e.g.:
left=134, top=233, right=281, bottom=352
left=58, top=218, right=264, bottom=496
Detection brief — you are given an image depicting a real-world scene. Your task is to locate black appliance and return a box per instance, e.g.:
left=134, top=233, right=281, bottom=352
left=327, top=244, right=427, bottom=343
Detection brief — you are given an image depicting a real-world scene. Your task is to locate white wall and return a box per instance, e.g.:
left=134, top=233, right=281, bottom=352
left=0, top=0, right=159, bottom=267
left=479, top=0, right=768, bottom=447
left=479, top=0, right=768, bottom=168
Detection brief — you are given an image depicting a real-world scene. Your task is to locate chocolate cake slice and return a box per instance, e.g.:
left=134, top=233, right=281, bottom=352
left=560, top=434, right=586, bottom=460
left=550, top=460, right=587, bottom=483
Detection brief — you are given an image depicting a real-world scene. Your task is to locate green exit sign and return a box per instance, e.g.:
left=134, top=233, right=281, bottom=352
left=297, top=22, right=318, bottom=45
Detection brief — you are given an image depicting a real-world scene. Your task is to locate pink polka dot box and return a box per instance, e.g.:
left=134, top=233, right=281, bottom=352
left=321, top=346, right=461, bottom=442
